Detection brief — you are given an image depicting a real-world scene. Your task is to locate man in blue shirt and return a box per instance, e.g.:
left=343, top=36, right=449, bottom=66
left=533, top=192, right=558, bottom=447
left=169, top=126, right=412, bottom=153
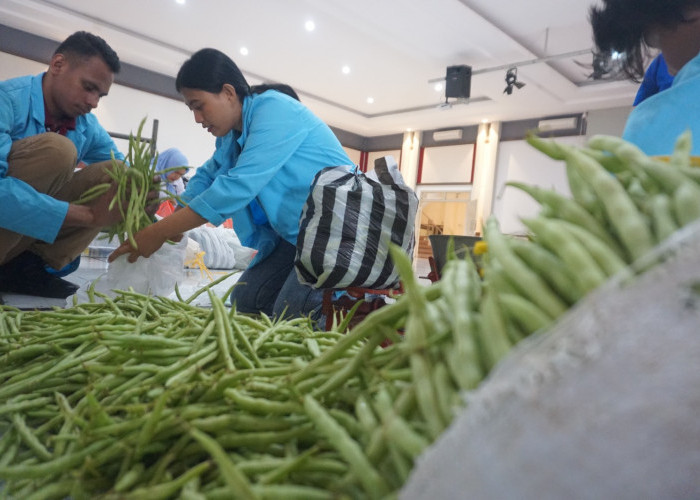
left=0, top=31, right=129, bottom=299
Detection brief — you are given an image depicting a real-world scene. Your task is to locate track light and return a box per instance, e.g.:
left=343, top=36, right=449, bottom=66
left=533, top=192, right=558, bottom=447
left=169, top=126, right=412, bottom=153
left=504, top=67, right=525, bottom=95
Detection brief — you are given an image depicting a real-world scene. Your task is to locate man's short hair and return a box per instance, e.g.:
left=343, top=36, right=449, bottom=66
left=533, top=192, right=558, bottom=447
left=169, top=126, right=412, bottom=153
left=54, top=31, right=120, bottom=74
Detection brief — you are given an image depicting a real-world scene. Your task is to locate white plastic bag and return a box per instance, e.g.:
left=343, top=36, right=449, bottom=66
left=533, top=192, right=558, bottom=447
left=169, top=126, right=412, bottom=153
left=68, top=237, right=188, bottom=304
left=186, top=226, right=256, bottom=270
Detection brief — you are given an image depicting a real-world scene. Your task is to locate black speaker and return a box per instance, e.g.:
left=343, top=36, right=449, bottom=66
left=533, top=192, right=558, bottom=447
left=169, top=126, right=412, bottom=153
left=445, top=65, right=472, bottom=99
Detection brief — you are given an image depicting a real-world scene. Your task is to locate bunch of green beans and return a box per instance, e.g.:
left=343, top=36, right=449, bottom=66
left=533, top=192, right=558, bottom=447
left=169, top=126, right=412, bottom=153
left=100, top=117, right=183, bottom=248
left=1, top=132, right=698, bottom=498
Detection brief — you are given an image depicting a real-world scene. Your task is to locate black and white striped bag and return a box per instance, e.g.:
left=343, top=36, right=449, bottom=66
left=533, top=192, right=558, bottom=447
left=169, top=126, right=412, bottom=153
left=295, top=156, right=418, bottom=290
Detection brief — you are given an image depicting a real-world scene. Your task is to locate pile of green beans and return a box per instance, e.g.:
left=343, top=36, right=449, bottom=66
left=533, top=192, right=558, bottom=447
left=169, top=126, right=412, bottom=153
left=0, top=275, right=464, bottom=499
left=473, top=130, right=700, bottom=348
left=1, top=132, right=698, bottom=498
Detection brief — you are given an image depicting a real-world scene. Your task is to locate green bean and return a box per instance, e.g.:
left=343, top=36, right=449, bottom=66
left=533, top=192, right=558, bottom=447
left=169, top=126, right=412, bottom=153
left=548, top=219, right=628, bottom=278
left=507, top=180, right=623, bottom=254
left=477, top=290, right=513, bottom=372
left=303, top=395, right=389, bottom=497
left=224, top=388, right=301, bottom=415
left=189, top=428, right=257, bottom=500
left=523, top=217, right=608, bottom=294
left=509, top=239, right=581, bottom=304
left=373, top=388, right=429, bottom=460
left=498, top=293, right=553, bottom=334
left=566, top=148, right=654, bottom=262
left=74, top=182, right=111, bottom=204
left=650, top=194, right=680, bottom=243
left=484, top=217, right=568, bottom=318
left=439, top=258, right=483, bottom=390
left=12, top=413, right=52, bottom=461
left=213, top=424, right=313, bottom=449
left=0, top=439, right=111, bottom=479
left=673, top=182, right=700, bottom=226
left=108, top=461, right=211, bottom=500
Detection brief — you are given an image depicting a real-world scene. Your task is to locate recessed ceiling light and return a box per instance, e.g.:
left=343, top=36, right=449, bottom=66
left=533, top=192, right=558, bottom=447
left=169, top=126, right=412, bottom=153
left=305, top=20, right=315, bottom=32
left=367, top=97, right=374, bottom=104
left=240, top=47, right=249, bottom=56
left=434, top=83, right=443, bottom=92
left=175, top=0, right=185, bottom=4
left=342, top=65, right=350, bottom=75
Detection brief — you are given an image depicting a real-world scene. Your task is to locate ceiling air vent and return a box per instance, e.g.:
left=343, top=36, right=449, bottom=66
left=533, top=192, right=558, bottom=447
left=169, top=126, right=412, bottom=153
left=537, top=117, right=578, bottom=132
left=432, top=129, right=463, bottom=141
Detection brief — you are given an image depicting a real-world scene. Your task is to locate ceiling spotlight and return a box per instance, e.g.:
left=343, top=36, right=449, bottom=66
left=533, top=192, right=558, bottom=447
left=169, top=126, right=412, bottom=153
left=504, top=67, right=525, bottom=95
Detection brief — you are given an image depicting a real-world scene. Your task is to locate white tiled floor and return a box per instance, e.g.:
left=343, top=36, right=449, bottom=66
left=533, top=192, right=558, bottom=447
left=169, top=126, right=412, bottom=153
left=1, top=256, right=434, bottom=310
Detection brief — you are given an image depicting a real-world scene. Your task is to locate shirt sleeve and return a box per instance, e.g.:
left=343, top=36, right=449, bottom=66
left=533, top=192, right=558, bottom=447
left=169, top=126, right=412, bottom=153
left=187, top=96, right=310, bottom=226
left=0, top=87, right=14, bottom=174
left=0, top=84, right=68, bottom=242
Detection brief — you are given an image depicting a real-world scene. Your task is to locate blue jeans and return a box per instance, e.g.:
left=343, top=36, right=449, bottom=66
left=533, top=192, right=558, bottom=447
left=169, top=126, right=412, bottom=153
left=230, top=239, right=323, bottom=321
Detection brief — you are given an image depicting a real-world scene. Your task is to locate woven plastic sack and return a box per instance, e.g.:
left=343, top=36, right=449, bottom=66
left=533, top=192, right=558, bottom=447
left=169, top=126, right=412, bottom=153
left=401, top=220, right=700, bottom=500
left=295, top=156, right=418, bottom=289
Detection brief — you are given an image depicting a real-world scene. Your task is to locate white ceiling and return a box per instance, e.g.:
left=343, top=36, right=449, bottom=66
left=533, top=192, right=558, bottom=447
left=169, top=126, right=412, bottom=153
left=0, top=0, right=639, bottom=137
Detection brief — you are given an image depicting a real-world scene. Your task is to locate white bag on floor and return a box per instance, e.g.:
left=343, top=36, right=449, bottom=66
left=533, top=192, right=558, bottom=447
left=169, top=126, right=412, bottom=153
left=68, top=237, right=188, bottom=304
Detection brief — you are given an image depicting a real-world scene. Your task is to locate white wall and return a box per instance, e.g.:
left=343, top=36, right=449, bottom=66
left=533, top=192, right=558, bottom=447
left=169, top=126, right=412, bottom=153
left=0, top=51, right=215, bottom=168
left=586, top=106, right=632, bottom=138
left=421, top=144, right=475, bottom=184
left=491, top=135, right=585, bottom=235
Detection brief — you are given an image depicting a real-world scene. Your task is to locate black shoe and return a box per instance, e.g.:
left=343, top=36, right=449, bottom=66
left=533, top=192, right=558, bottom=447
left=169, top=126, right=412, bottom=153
left=0, top=252, right=79, bottom=299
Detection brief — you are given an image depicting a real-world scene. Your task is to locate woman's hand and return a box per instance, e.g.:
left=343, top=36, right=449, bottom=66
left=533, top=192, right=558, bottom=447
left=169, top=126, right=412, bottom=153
left=108, top=223, right=171, bottom=263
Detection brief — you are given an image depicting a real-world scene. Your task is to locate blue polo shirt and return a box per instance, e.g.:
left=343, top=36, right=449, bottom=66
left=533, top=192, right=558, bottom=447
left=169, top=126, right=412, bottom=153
left=0, top=73, right=123, bottom=242
left=182, top=90, right=352, bottom=262
left=623, top=51, right=700, bottom=156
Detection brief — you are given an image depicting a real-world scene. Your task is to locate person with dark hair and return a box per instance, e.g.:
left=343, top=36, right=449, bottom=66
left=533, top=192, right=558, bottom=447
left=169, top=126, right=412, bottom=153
left=110, top=48, right=352, bottom=323
left=590, top=0, right=700, bottom=155
left=0, top=31, right=137, bottom=299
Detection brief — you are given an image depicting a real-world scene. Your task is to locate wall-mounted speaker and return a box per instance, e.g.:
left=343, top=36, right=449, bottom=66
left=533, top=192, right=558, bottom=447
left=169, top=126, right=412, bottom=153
left=445, top=65, right=472, bottom=99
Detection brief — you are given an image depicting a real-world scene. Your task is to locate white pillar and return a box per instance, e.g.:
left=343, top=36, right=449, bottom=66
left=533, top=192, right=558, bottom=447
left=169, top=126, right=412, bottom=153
left=400, top=130, right=421, bottom=190
left=470, top=121, right=500, bottom=235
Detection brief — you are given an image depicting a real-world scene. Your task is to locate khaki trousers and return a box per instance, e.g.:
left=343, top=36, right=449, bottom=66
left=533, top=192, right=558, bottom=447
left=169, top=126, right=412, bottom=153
left=0, top=133, right=115, bottom=269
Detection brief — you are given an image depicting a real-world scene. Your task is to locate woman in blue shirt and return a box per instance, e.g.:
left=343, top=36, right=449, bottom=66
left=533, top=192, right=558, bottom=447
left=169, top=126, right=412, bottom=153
left=590, top=0, right=700, bottom=155
left=110, top=48, right=352, bottom=321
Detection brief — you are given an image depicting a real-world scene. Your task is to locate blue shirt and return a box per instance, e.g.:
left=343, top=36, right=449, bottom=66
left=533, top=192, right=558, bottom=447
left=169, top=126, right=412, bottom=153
left=623, top=50, right=700, bottom=156
left=0, top=73, right=124, bottom=243
left=181, top=90, right=352, bottom=263
left=633, top=54, right=674, bottom=106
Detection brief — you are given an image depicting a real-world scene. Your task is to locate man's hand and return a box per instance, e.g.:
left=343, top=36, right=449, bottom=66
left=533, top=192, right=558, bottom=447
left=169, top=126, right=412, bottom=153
left=87, top=181, right=124, bottom=228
